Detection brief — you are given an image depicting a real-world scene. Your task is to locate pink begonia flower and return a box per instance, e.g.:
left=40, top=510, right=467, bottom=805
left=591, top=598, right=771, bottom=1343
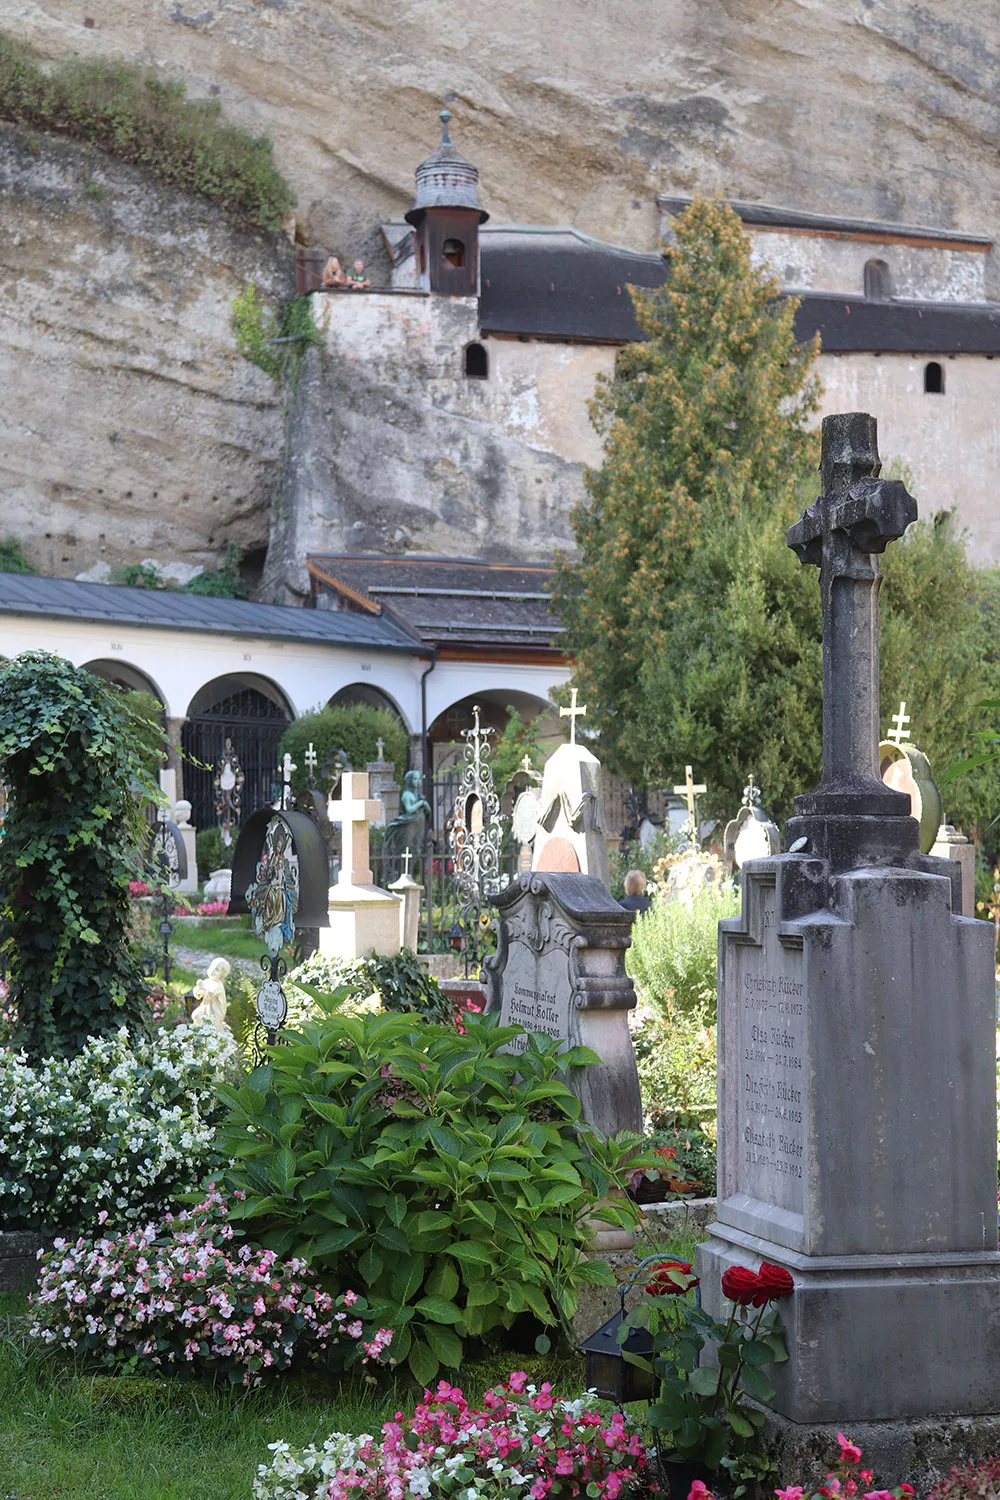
left=775, top=1488, right=805, bottom=1500
left=838, top=1434, right=863, bottom=1464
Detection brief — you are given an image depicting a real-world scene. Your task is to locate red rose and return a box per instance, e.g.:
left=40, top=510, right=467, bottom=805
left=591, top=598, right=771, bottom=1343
left=721, top=1265, right=766, bottom=1306
left=758, top=1261, right=795, bottom=1300
left=645, top=1259, right=698, bottom=1296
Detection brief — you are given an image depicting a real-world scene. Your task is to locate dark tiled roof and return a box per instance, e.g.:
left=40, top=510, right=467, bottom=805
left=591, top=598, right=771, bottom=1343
left=657, top=196, right=993, bottom=252
left=0, top=573, right=426, bottom=653
left=479, top=227, right=667, bottom=342
left=792, top=295, right=1000, bottom=354
left=307, top=555, right=562, bottom=651
left=477, top=225, right=1000, bottom=353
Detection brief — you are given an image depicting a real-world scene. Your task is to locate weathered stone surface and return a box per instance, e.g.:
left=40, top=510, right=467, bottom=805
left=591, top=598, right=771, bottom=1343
left=262, top=293, right=596, bottom=598
left=8, top=3, right=1000, bottom=277
left=483, top=871, right=642, bottom=1138
left=0, top=121, right=292, bottom=578
left=0, top=1231, right=50, bottom=1293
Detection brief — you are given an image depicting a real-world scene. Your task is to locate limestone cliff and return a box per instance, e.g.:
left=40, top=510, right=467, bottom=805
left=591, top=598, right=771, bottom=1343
left=7, top=1, right=1000, bottom=281
left=0, top=121, right=291, bottom=579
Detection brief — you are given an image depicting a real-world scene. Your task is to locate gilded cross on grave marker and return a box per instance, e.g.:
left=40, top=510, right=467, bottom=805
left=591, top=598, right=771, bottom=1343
left=673, top=764, right=707, bottom=848
left=786, top=412, right=918, bottom=863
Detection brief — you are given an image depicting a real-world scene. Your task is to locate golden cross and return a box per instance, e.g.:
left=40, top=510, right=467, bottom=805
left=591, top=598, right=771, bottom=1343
left=559, top=687, right=587, bottom=745
left=673, top=764, right=707, bottom=846
left=887, top=701, right=911, bottom=748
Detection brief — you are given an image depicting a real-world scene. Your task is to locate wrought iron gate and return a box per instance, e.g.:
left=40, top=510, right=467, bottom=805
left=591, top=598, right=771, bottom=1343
left=181, top=690, right=290, bottom=831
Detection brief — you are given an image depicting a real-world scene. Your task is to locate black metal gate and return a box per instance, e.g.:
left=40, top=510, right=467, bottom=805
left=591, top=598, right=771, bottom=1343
left=181, top=689, right=290, bottom=831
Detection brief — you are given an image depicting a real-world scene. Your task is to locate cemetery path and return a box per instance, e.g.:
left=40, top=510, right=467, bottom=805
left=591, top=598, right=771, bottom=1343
left=172, top=944, right=261, bottom=980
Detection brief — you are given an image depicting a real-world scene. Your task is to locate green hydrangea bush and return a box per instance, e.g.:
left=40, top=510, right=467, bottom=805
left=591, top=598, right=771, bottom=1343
left=219, top=1006, right=647, bottom=1385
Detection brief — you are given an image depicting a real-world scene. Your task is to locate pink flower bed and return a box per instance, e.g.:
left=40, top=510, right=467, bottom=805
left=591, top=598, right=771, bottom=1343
left=255, top=1374, right=647, bottom=1499
left=29, top=1190, right=392, bottom=1387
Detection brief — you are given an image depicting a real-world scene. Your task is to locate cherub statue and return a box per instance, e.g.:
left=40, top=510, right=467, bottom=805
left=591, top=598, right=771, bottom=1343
left=191, top=956, right=231, bottom=1030
left=321, top=256, right=347, bottom=287
left=347, top=259, right=371, bottom=289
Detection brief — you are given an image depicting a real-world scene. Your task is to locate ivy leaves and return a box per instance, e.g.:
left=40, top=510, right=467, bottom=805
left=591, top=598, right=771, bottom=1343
left=0, top=651, right=160, bottom=1057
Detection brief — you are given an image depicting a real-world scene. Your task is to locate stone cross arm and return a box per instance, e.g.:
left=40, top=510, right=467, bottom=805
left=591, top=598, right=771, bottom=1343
left=788, top=477, right=916, bottom=566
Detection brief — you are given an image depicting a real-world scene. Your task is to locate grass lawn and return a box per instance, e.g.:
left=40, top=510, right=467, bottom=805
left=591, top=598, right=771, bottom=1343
left=0, top=1302, right=590, bottom=1500
left=170, top=918, right=262, bottom=965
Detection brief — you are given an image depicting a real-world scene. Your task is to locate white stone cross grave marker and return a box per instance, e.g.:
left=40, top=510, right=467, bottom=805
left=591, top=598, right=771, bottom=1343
left=887, top=700, right=912, bottom=747
left=327, top=771, right=383, bottom=887
left=305, top=742, right=318, bottom=780
left=559, top=687, right=587, bottom=745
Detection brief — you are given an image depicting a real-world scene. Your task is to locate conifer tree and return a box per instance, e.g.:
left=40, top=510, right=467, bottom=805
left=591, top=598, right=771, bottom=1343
left=552, top=196, right=1000, bottom=828
left=552, top=196, right=821, bottom=806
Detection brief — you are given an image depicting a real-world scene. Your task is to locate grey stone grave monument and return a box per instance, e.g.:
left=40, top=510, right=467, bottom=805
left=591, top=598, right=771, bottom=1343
left=698, top=414, right=1000, bottom=1441
left=483, top=871, right=643, bottom=1140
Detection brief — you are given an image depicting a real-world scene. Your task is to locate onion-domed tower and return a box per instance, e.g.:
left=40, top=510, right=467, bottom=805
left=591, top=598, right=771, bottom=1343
left=405, top=106, right=488, bottom=296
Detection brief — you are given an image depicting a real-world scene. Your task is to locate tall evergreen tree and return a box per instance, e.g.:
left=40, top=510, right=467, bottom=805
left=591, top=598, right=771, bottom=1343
left=553, top=197, right=1000, bottom=829
left=552, top=196, right=821, bottom=798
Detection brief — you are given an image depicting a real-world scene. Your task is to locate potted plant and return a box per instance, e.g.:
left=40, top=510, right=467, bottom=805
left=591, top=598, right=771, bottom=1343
left=621, top=1257, right=794, bottom=1498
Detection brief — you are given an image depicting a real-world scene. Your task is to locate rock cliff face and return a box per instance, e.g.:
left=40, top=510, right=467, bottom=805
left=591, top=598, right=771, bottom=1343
left=8, top=1, right=1000, bottom=277
left=0, top=122, right=291, bottom=579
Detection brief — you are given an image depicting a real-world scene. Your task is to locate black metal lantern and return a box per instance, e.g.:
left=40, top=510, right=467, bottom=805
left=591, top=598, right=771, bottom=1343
left=449, top=921, right=463, bottom=950
left=579, top=1307, right=655, bottom=1403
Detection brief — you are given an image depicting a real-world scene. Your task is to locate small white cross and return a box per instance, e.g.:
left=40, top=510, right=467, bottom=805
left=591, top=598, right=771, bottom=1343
left=673, top=764, right=707, bottom=844
left=327, top=771, right=382, bottom=886
left=376, top=736, right=385, bottom=760
left=559, top=687, right=587, bottom=745
left=521, top=754, right=533, bottom=773
left=887, top=701, right=911, bottom=748
left=400, top=847, right=413, bottom=878
left=305, top=742, right=318, bottom=775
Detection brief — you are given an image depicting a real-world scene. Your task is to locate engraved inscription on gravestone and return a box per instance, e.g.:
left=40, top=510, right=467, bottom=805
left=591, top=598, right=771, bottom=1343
left=499, top=900, right=577, bottom=1055
left=733, top=884, right=805, bottom=1215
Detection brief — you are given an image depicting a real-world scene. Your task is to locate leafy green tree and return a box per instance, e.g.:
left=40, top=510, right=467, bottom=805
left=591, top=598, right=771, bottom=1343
left=0, top=652, right=156, bottom=1058
left=489, top=706, right=544, bottom=795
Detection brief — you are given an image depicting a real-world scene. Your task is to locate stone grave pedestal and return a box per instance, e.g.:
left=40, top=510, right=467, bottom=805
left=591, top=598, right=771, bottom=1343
left=319, top=771, right=401, bottom=961
left=698, top=413, right=1000, bottom=1454
left=931, top=822, right=976, bottom=918
left=388, top=868, right=422, bottom=951
left=700, top=853, right=999, bottom=1423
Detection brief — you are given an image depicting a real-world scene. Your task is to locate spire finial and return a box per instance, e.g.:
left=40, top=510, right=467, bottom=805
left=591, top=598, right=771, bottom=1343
left=440, top=91, right=458, bottom=145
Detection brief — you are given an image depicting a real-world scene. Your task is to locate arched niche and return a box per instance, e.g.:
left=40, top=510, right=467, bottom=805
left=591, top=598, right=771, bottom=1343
left=82, top=658, right=166, bottom=706
left=328, top=681, right=409, bottom=726
left=863, top=258, right=891, bottom=301
left=182, top=672, right=294, bottom=831
left=925, top=360, right=945, bottom=395
left=427, top=688, right=557, bottom=830
left=464, top=341, right=489, bottom=379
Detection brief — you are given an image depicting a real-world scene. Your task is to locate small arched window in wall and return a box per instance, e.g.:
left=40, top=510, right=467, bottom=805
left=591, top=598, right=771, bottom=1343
left=863, top=258, right=891, bottom=301
left=442, top=238, right=466, bottom=268
left=464, top=341, right=488, bottom=379
left=925, top=360, right=945, bottom=395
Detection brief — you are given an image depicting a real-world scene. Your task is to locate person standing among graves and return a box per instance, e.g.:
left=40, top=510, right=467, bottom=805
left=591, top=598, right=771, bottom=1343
left=620, top=869, right=652, bottom=914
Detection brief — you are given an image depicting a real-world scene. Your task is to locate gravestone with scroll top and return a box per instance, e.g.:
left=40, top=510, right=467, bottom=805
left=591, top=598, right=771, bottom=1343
left=483, top=872, right=642, bottom=1138
left=698, top=413, right=1000, bottom=1434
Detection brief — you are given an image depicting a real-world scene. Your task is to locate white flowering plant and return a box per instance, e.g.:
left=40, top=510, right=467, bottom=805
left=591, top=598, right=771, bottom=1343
left=253, top=1373, right=648, bottom=1500
left=0, top=1020, right=236, bottom=1232
left=30, top=1189, right=394, bottom=1387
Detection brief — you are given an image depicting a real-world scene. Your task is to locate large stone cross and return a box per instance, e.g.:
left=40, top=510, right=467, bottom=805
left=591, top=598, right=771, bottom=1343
left=327, top=770, right=382, bottom=886
left=787, top=412, right=916, bottom=817
left=560, top=687, right=587, bottom=745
